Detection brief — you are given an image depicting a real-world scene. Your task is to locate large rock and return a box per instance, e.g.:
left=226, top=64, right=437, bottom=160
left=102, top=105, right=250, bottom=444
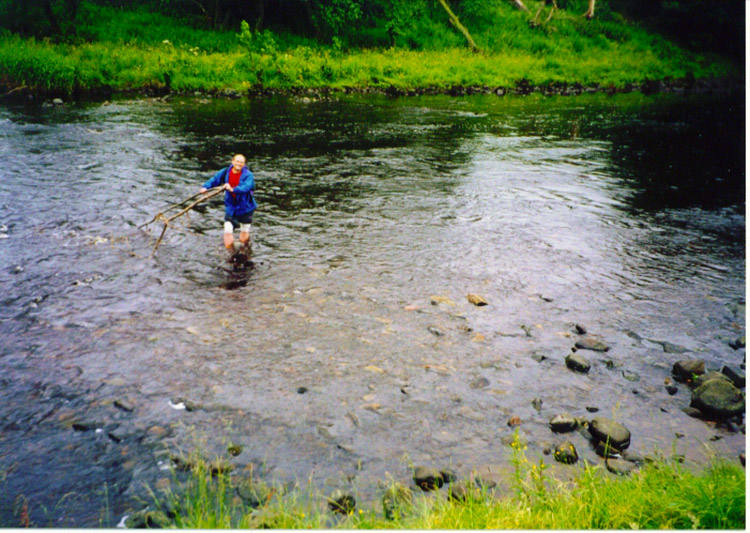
left=606, top=458, right=637, bottom=476
left=565, top=352, right=591, bottom=373
left=589, top=418, right=631, bottom=450
left=692, top=371, right=732, bottom=388
left=690, top=378, right=745, bottom=419
left=672, top=359, right=705, bottom=383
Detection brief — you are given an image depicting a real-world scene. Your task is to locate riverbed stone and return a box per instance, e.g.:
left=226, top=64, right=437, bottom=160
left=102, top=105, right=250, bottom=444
left=622, top=370, right=640, bottom=382
left=413, top=466, right=443, bottom=491
left=690, top=378, right=745, bottom=419
left=507, top=416, right=522, bottom=427
left=113, top=398, right=135, bottom=412
left=729, top=336, right=746, bottom=350
left=236, top=479, right=271, bottom=508
left=574, top=336, right=609, bottom=352
left=328, top=490, right=356, bottom=514
left=52, top=98, right=64, bottom=106
left=430, top=295, right=455, bottom=307
left=469, top=377, right=489, bottom=389
left=440, top=468, right=457, bottom=484
left=532, top=397, right=543, bottom=411
left=549, top=413, right=578, bottom=433
left=574, top=324, right=587, bottom=334
left=565, top=352, right=591, bottom=373
left=589, top=418, right=631, bottom=450
left=606, top=458, right=637, bottom=476
left=692, top=371, right=732, bottom=388
left=447, top=483, right=477, bottom=502
left=672, top=359, right=706, bottom=383
left=721, top=365, right=746, bottom=388
left=553, top=441, right=578, bottom=464
left=467, top=293, right=488, bottom=306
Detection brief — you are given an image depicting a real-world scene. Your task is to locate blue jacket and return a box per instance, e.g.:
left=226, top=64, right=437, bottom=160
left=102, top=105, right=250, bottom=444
left=202, top=165, right=257, bottom=217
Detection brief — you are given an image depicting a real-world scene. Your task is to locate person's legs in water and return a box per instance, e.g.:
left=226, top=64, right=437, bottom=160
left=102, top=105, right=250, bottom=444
left=223, top=221, right=235, bottom=250
left=239, top=223, right=251, bottom=248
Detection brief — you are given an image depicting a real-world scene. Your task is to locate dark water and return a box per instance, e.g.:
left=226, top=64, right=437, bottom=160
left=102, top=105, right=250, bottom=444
left=0, top=91, right=745, bottom=526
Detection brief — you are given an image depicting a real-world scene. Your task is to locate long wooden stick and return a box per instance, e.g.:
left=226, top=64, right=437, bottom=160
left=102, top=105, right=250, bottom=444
left=138, top=186, right=223, bottom=229
left=145, top=187, right=225, bottom=257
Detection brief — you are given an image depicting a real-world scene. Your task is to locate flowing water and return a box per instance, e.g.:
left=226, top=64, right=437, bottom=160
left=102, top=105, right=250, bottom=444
left=0, top=91, right=744, bottom=526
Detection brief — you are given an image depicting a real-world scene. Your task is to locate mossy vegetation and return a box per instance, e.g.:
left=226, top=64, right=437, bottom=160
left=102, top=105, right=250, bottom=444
left=0, top=0, right=740, bottom=96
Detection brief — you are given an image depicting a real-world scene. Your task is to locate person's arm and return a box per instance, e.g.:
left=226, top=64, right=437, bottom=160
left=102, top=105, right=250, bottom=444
left=200, top=167, right=227, bottom=193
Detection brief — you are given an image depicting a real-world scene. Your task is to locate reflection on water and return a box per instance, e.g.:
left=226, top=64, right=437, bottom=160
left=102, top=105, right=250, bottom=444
left=0, top=91, right=744, bottom=526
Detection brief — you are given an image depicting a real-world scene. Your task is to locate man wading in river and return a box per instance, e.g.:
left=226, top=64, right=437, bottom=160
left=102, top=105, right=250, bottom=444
left=200, top=154, right=257, bottom=251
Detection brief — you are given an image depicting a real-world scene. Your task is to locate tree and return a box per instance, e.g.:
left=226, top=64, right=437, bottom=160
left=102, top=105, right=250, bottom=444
left=436, top=0, right=480, bottom=53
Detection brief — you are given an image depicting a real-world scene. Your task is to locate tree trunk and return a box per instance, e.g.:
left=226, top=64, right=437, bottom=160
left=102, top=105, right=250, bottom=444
left=583, top=0, right=595, bottom=19
left=509, top=0, right=528, bottom=11
left=436, top=0, right=480, bottom=53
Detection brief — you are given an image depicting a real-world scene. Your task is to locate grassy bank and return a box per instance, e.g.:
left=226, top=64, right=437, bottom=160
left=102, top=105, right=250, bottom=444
left=0, top=3, right=739, bottom=96
left=135, top=439, right=746, bottom=530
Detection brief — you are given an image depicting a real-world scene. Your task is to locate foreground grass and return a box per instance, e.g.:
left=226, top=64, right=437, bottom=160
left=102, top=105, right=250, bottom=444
left=0, top=3, right=739, bottom=95
left=150, top=443, right=745, bottom=530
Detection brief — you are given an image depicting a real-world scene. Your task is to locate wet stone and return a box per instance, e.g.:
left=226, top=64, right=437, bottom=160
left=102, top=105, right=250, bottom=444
left=447, top=484, right=476, bottom=502
left=721, top=365, right=746, bottom=388
left=606, top=459, right=637, bottom=476
left=531, top=397, right=543, bottom=411
left=665, top=384, right=678, bottom=395
left=469, top=377, right=489, bottom=389
left=507, top=416, right=522, bottom=427
left=549, top=414, right=578, bottom=433
left=413, top=466, right=443, bottom=491
left=672, top=359, right=706, bottom=383
left=574, top=324, right=587, bottom=334
left=553, top=441, right=578, bottom=464
left=729, top=336, right=746, bottom=350
left=692, top=371, right=732, bottom=388
left=565, top=352, right=591, bottom=373
left=574, top=336, right=609, bottom=352
left=467, top=293, right=488, bottom=306
left=589, top=417, right=631, bottom=450
left=297, top=387, right=308, bottom=394
left=114, top=398, right=135, bottom=412
left=622, top=370, right=640, bottom=382
left=427, top=326, right=443, bottom=336
left=690, top=378, right=745, bottom=419
left=586, top=406, right=599, bottom=413
left=682, top=407, right=703, bottom=418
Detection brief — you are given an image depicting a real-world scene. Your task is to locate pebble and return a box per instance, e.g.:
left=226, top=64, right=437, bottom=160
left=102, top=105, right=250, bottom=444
left=467, top=293, right=488, bottom=306
left=507, top=416, right=521, bottom=427
left=565, top=352, right=591, bottom=373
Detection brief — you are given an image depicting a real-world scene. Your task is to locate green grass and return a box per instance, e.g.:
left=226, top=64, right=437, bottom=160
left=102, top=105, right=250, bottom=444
left=0, top=1, right=739, bottom=95
left=153, top=437, right=745, bottom=530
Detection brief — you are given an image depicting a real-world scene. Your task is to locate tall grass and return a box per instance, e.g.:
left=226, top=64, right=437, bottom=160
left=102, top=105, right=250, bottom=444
left=158, top=437, right=745, bottom=530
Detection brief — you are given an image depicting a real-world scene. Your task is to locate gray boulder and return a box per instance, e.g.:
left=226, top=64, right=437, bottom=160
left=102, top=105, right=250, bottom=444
left=690, top=378, right=745, bottom=419
left=589, top=417, right=631, bottom=450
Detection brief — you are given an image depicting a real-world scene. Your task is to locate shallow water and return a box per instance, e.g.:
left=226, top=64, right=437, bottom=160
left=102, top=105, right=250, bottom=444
left=0, top=91, right=744, bottom=526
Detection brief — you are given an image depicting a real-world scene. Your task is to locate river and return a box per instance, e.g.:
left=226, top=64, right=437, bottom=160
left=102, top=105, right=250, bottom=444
left=0, top=90, right=744, bottom=526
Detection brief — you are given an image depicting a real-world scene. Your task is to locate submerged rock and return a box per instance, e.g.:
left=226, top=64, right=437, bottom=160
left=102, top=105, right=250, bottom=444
left=531, top=397, right=543, bottom=412
left=690, top=378, right=745, bottom=419
left=565, top=352, right=591, bottom=373
left=672, top=359, right=706, bottom=383
left=125, top=509, right=171, bottom=528
left=469, top=377, right=490, bottom=389
left=589, top=417, right=631, bottom=450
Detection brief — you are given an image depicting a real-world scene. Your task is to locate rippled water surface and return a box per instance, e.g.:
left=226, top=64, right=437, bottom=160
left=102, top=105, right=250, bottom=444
left=0, top=91, right=745, bottom=526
